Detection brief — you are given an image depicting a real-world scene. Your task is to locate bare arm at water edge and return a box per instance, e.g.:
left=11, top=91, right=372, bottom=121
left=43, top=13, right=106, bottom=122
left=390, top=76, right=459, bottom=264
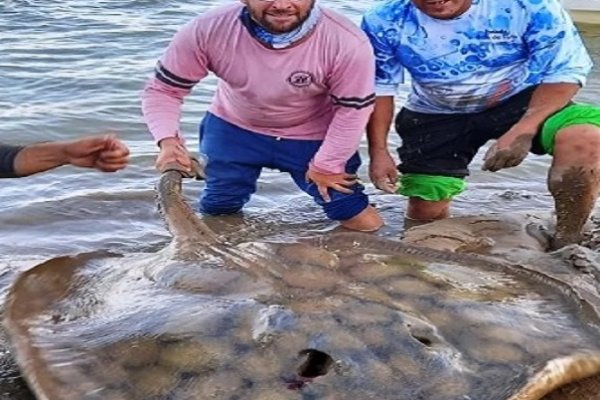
left=1, top=135, right=129, bottom=178
left=367, top=96, right=397, bottom=193
left=360, top=12, right=404, bottom=193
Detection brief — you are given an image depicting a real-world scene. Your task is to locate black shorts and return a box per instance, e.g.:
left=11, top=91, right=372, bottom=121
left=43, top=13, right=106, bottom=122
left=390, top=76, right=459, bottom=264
left=394, top=86, right=545, bottom=178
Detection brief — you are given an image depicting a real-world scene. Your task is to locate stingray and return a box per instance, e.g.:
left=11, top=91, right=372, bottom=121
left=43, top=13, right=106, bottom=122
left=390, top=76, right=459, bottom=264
left=3, top=169, right=600, bottom=400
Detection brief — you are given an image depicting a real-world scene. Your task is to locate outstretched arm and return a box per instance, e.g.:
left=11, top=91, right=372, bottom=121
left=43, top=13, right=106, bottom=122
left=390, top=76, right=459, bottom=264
left=141, top=18, right=210, bottom=174
left=10, top=134, right=129, bottom=177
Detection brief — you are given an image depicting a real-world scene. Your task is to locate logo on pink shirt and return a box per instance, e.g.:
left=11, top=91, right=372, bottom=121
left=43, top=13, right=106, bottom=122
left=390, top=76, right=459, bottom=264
left=287, top=71, right=314, bottom=88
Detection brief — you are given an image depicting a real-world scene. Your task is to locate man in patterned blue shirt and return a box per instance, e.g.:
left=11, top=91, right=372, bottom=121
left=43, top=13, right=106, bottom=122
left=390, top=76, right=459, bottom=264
left=362, top=0, right=600, bottom=249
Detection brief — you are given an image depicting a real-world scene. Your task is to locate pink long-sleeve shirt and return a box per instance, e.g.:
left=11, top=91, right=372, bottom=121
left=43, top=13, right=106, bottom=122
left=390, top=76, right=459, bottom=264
left=142, top=3, right=375, bottom=174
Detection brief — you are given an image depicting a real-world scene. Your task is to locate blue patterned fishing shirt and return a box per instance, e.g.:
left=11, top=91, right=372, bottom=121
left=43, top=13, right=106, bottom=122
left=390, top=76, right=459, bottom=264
left=361, top=0, right=593, bottom=113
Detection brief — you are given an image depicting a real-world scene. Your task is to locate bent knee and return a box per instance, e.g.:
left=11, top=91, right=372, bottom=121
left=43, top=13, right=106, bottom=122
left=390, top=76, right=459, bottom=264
left=554, top=125, right=600, bottom=164
left=200, top=197, right=246, bottom=215
left=320, top=188, right=370, bottom=221
left=407, top=197, right=450, bottom=221
left=340, top=205, right=383, bottom=232
left=199, top=204, right=243, bottom=215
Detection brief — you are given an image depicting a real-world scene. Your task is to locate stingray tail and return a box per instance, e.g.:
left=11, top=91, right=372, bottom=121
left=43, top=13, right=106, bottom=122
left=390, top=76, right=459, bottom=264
left=507, top=352, right=600, bottom=400
left=155, top=168, right=221, bottom=250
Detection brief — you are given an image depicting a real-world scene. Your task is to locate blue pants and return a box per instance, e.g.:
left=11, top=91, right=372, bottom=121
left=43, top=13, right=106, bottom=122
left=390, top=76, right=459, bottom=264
left=198, top=112, right=369, bottom=221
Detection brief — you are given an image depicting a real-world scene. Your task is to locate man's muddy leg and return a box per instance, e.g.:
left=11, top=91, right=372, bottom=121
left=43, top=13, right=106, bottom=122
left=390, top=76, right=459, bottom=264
left=548, top=125, right=600, bottom=250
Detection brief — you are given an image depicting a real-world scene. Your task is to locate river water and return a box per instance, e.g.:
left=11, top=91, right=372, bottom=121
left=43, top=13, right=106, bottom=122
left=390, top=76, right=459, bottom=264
left=1, top=0, right=599, bottom=278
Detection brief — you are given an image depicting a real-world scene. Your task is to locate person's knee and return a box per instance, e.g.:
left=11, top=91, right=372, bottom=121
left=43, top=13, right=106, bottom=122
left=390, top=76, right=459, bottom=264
left=199, top=204, right=244, bottom=215
left=322, top=193, right=367, bottom=220
left=407, top=197, right=451, bottom=221
left=199, top=196, right=246, bottom=215
left=398, top=174, right=466, bottom=202
left=340, top=205, right=383, bottom=232
left=322, top=193, right=384, bottom=231
left=554, top=125, right=600, bottom=165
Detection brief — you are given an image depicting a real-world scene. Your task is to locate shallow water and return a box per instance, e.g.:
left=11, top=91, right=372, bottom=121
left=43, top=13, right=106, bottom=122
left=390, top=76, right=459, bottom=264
left=1, top=0, right=599, bottom=261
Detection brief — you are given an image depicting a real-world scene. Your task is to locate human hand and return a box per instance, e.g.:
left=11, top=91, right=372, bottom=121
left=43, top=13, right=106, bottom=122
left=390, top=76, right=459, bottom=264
left=64, top=134, right=129, bottom=172
left=369, top=148, right=398, bottom=193
left=482, top=129, right=535, bottom=172
left=156, top=138, right=192, bottom=174
left=305, top=168, right=358, bottom=203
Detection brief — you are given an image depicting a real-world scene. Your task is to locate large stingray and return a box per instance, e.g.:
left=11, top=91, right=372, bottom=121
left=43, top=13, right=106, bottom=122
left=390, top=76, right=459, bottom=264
left=3, top=169, right=600, bottom=399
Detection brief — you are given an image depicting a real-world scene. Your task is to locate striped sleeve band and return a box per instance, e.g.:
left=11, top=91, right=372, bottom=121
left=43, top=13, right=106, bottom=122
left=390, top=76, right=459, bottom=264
left=330, top=93, right=376, bottom=110
left=154, top=61, right=199, bottom=89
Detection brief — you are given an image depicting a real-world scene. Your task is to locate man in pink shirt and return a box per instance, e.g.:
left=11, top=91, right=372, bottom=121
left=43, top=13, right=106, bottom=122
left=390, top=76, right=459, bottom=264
left=142, top=0, right=383, bottom=231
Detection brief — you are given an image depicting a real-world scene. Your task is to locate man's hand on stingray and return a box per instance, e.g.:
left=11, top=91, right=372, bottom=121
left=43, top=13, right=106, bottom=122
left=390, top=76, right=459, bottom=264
left=160, top=157, right=205, bottom=180
left=155, top=138, right=205, bottom=179
left=482, top=131, right=535, bottom=172
left=156, top=138, right=191, bottom=172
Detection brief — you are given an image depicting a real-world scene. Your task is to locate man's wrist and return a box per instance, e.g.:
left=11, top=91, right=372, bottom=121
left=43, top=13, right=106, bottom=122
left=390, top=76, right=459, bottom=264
left=508, top=128, right=537, bottom=139
left=48, top=141, right=71, bottom=166
left=158, top=137, right=181, bottom=149
left=516, top=111, right=547, bottom=133
left=369, top=146, right=391, bottom=155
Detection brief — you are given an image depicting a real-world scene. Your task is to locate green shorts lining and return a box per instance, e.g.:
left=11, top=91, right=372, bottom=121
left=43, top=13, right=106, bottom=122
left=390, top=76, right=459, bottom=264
left=540, top=103, right=600, bottom=155
left=396, top=174, right=466, bottom=201
left=397, top=103, right=600, bottom=200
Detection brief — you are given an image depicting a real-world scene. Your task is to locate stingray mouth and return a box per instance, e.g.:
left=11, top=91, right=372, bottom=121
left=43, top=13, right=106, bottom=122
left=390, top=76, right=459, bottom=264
left=284, top=349, right=334, bottom=390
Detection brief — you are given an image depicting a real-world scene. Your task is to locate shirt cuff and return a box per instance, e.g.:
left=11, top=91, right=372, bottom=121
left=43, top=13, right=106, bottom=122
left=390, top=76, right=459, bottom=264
left=0, top=145, right=24, bottom=178
left=309, top=160, right=344, bottom=175
left=540, top=75, right=587, bottom=87
left=375, top=83, right=399, bottom=96
left=153, top=130, right=185, bottom=146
